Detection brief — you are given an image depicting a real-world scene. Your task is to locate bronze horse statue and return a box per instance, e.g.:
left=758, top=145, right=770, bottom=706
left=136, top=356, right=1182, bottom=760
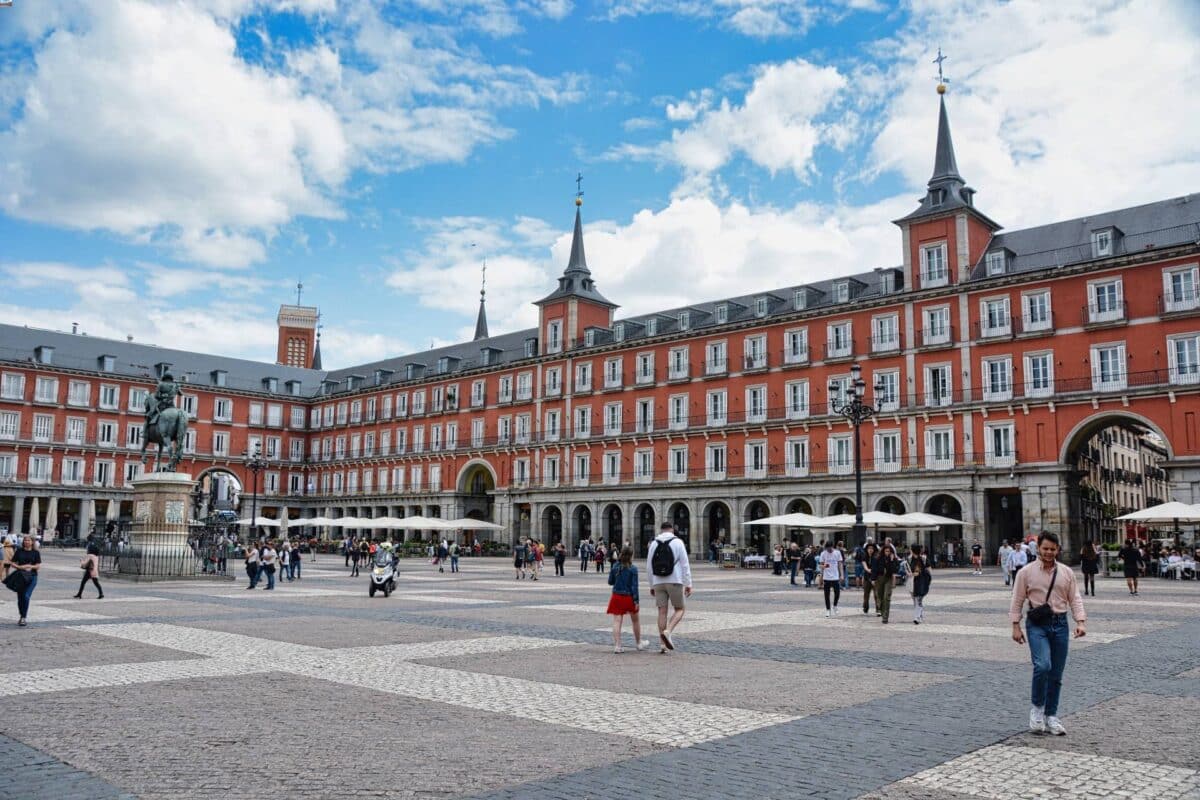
left=141, top=379, right=189, bottom=472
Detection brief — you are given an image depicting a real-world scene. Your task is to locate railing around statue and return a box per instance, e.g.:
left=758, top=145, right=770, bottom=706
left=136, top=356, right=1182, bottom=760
left=96, top=522, right=236, bottom=581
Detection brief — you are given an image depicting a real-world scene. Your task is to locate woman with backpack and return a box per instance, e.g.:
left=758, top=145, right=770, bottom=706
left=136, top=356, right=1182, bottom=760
left=73, top=542, right=104, bottom=599
left=909, top=544, right=932, bottom=624
left=607, top=546, right=648, bottom=653
left=594, top=542, right=606, bottom=573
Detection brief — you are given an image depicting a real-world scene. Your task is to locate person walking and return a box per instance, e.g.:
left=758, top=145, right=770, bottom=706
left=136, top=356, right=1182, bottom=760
left=244, top=542, right=260, bottom=589
left=579, top=539, right=593, bottom=572
left=260, top=543, right=277, bottom=590
left=787, top=540, right=802, bottom=586
left=1079, top=541, right=1100, bottom=596
left=818, top=540, right=843, bottom=617
left=1010, top=532, right=1087, bottom=736
left=552, top=541, right=566, bottom=576
left=513, top=538, right=528, bottom=580
left=647, top=523, right=692, bottom=654
left=971, top=540, right=983, bottom=575
left=801, top=546, right=817, bottom=588
left=851, top=541, right=867, bottom=589
left=594, top=542, right=606, bottom=573
left=3, top=535, right=41, bottom=626
left=1006, top=541, right=1027, bottom=586
left=1, top=535, right=14, bottom=580
left=436, top=540, right=449, bottom=573
left=450, top=541, right=461, bottom=573
left=350, top=540, right=361, bottom=577
left=1118, top=539, right=1143, bottom=595
left=607, top=546, right=648, bottom=653
left=860, top=541, right=878, bottom=614
left=998, top=541, right=1014, bottom=586
left=290, top=540, right=302, bottom=580
left=279, top=542, right=292, bottom=582
left=772, top=544, right=784, bottom=576
left=73, top=542, right=104, bottom=599
left=909, top=544, right=931, bottom=624
left=872, top=543, right=899, bottom=624
left=532, top=539, right=544, bottom=580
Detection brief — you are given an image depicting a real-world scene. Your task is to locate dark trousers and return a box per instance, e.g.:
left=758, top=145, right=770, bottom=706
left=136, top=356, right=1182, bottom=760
left=76, top=573, right=103, bottom=597
left=822, top=580, right=840, bottom=609
left=789, top=559, right=799, bottom=584
left=292, top=559, right=301, bottom=580
left=247, top=563, right=259, bottom=588
left=863, top=579, right=875, bottom=613
left=17, top=574, right=36, bottom=618
left=554, top=556, right=565, bottom=576
left=580, top=556, right=590, bottom=572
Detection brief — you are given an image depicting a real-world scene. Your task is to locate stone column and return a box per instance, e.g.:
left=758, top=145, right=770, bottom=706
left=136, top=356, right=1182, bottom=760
left=122, top=472, right=197, bottom=581
left=78, top=498, right=92, bottom=542
left=10, top=496, right=23, bottom=540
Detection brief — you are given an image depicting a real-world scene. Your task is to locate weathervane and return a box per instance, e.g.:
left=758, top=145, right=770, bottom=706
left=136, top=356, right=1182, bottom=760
left=295, top=279, right=304, bottom=305
left=575, top=171, right=584, bottom=206
left=481, top=257, right=487, bottom=300
left=933, top=47, right=949, bottom=94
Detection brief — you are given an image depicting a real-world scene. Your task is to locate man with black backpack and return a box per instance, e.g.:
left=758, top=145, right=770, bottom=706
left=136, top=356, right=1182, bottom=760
left=647, top=522, right=692, bottom=654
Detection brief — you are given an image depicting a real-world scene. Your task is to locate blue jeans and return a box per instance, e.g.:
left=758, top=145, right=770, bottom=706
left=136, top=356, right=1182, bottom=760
left=292, top=559, right=301, bottom=579
left=450, top=556, right=459, bottom=573
left=265, top=566, right=276, bottom=589
left=804, top=568, right=815, bottom=587
left=1027, top=614, right=1070, bottom=716
left=789, top=559, right=799, bottom=584
left=17, top=573, right=37, bottom=618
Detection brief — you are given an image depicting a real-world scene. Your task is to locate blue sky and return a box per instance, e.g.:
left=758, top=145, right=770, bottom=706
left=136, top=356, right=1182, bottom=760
left=2, top=0, right=1199, bottom=367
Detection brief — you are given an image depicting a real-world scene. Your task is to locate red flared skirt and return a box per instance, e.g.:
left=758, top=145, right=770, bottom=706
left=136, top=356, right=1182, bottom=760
left=606, top=593, right=638, bottom=615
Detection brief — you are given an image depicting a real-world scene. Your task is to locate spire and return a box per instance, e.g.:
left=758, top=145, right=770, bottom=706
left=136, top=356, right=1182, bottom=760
left=473, top=258, right=489, bottom=340
left=535, top=186, right=615, bottom=308
left=929, top=94, right=961, bottom=187
left=566, top=200, right=589, bottom=276
left=311, top=327, right=322, bottom=370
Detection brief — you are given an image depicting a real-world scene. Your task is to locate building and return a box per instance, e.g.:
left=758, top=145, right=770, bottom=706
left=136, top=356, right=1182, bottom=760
left=1074, top=429, right=1170, bottom=544
left=2, top=88, right=1200, bottom=557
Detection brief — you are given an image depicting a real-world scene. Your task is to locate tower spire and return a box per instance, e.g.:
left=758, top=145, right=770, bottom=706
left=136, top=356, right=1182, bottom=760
left=311, top=323, right=323, bottom=370
left=566, top=176, right=589, bottom=276
left=473, top=257, right=489, bottom=340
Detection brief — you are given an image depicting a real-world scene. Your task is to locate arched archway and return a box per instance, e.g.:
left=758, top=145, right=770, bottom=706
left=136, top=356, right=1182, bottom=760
left=194, top=467, right=243, bottom=519
left=571, top=505, right=592, bottom=551
left=703, top=501, right=731, bottom=552
left=925, top=494, right=964, bottom=566
left=744, top=500, right=771, bottom=555
left=602, top=504, right=623, bottom=546
left=829, top=497, right=856, bottom=515
left=457, top=460, right=497, bottom=523
left=667, top=502, right=691, bottom=551
left=785, top=498, right=814, bottom=544
left=634, top=503, right=656, bottom=555
left=540, top=505, right=563, bottom=547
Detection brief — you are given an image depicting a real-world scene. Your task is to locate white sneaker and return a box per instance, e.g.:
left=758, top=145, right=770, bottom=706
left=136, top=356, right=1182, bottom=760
left=832, top=606, right=839, bottom=616
left=1029, top=706, right=1046, bottom=733
left=635, top=639, right=649, bottom=651
left=825, top=610, right=832, bottom=618
left=1045, top=716, right=1066, bottom=736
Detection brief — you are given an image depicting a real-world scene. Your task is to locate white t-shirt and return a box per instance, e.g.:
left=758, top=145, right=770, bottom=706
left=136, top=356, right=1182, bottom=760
left=818, top=548, right=843, bottom=580
left=260, top=547, right=276, bottom=566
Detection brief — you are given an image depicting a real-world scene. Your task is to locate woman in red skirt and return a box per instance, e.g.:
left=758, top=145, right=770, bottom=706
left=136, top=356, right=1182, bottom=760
left=606, top=546, right=647, bottom=653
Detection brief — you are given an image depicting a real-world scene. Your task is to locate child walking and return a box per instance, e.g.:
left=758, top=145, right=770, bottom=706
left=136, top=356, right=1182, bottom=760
left=606, top=546, right=648, bottom=653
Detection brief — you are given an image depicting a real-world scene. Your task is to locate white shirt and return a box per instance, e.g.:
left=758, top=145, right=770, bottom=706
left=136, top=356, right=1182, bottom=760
left=818, top=548, right=843, bottom=580
left=1007, top=548, right=1027, bottom=571
left=260, top=547, right=276, bottom=566
left=646, top=533, right=692, bottom=588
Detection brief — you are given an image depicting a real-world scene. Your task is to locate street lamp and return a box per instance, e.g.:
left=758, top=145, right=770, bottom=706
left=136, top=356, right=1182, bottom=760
left=190, top=482, right=205, bottom=524
left=829, top=362, right=882, bottom=544
left=244, top=443, right=268, bottom=540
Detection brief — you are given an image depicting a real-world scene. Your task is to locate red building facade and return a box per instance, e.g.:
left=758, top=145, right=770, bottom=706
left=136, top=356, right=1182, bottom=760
left=2, top=94, right=1199, bottom=556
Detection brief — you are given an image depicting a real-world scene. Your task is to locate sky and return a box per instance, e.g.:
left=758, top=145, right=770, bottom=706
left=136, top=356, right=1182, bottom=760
left=1, top=0, right=1199, bottom=369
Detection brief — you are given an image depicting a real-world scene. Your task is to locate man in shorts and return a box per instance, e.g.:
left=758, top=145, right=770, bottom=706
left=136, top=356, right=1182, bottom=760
left=647, top=522, right=692, bottom=654
left=971, top=540, right=983, bottom=575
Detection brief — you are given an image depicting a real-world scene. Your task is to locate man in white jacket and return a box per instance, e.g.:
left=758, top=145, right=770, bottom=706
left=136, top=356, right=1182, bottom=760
left=647, top=522, right=693, bottom=654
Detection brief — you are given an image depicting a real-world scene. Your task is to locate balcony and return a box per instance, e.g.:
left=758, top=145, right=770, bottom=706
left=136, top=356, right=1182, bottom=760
left=875, top=458, right=901, bottom=473
left=781, top=346, right=809, bottom=366
left=743, top=353, right=769, bottom=372
left=870, top=333, right=901, bottom=354
left=1169, top=365, right=1200, bottom=385
left=635, top=421, right=654, bottom=435
left=982, top=385, right=1013, bottom=403
left=603, top=376, right=623, bottom=390
left=706, top=468, right=726, bottom=481
left=974, top=317, right=1013, bottom=340
left=705, top=358, right=728, bottom=376
left=823, top=340, right=854, bottom=361
left=635, top=369, right=655, bottom=386
left=917, top=325, right=954, bottom=349
left=667, top=363, right=690, bottom=382
left=1083, top=301, right=1127, bottom=327
left=925, top=454, right=955, bottom=471
left=920, top=269, right=950, bottom=289
left=1015, top=312, right=1055, bottom=337
left=1160, top=290, right=1200, bottom=315
left=707, top=414, right=727, bottom=428
left=744, top=467, right=768, bottom=480
left=985, top=450, right=1016, bottom=468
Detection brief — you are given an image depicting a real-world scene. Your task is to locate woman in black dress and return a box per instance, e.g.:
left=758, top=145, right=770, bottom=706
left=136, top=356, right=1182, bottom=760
left=1079, top=540, right=1100, bottom=596
left=1118, top=539, right=1143, bottom=595
left=3, top=535, right=42, bottom=626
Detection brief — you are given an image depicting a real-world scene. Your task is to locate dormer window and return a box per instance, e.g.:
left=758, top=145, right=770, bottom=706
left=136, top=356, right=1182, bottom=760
left=1091, top=229, right=1113, bottom=258
left=211, top=370, right=227, bottom=387
left=99, top=355, right=116, bottom=372
left=481, top=349, right=492, bottom=366
left=755, top=297, right=768, bottom=317
left=678, top=311, right=690, bottom=331
left=524, top=339, right=536, bottom=357
left=584, top=329, right=595, bottom=347
left=286, top=380, right=302, bottom=397
left=715, top=305, right=728, bottom=324
left=879, top=271, right=897, bottom=294
left=833, top=281, right=849, bottom=303
left=264, top=377, right=279, bottom=394
left=985, top=250, right=1007, bottom=276
left=931, top=188, right=945, bottom=206
left=155, top=362, right=172, bottom=378
left=35, top=346, right=54, bottom=365
left=437, top=357, right=449, bottom=374
left=405, top=365, right=418, bottom=380
left=646, top=318, right=657, bottom=336
left=613, top=323, right=625, bottom=342
left=793, top=290, right=807, bottom=310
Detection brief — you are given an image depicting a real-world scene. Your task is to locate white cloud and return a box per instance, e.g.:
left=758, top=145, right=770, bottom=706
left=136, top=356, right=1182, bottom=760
left=599, top=0, right=878, bottom=38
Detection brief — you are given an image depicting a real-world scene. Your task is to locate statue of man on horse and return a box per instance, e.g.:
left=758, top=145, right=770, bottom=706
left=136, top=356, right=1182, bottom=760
left=141, top=373, right=189, bottom=472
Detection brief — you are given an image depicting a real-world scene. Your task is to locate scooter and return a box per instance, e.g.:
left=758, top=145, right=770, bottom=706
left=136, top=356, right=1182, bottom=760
left=368, top=556, right=396, bottom=597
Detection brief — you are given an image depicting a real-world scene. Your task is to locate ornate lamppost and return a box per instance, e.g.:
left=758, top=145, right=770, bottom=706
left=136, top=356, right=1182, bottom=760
left=829, top=363, right=882, bottom=544
left=245, top=443, right=268, bottom=540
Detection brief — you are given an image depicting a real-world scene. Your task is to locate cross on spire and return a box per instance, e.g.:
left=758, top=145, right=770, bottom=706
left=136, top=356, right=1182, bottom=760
left=295, top=280, right=304, bottom=305
left=575, top=171, right=584, bottom=205
left=933, top=47, right=949, bottom=89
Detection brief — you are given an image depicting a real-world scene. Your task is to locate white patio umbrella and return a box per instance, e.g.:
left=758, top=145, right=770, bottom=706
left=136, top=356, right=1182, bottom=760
left=401, top=516, right=454, bottom=530
left=1115, top=501, right=1200, bottom=522
left=302, top=516, right=337, bottom=526
left=740, top=512, right=826, bottom=528
left=446, top=518, right=504, bottom=530
left=85, top=498, right=96, bottom=537
left=897, top=512, right=976, bottom=528
left=105, top=498, right=118, bottom=522
left=27, top=497, right=39, bottom=535
left=368, top=516, right=408, bottom=528
left=810, top=511, right=916, bottom=529
left=237, top=516, right=282, bottom=527
left=44, top=497, right=58, bottom=540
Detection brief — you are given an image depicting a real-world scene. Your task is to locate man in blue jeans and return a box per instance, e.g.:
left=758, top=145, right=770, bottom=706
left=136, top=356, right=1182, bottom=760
left=1010, top=532, right=1087, bottom=736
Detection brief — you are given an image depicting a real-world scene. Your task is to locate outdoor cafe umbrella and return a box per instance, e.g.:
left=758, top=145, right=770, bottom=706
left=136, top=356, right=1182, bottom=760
left=27, top=497, right=39, bottom=536
left=446, top=518, right=504, bottom=530
left=44, top=497, right=58, bottom=541
left=105, top=498, right=118, bottom=522
left=1116, top=501, right=1200, bottom=541
left=896, top=512, right=976, bottom=528
left=740, top=512, right=827, bottom=528
left=400, top=516, right=455, bottom=530
left=237, top=516, right=282, bottom=527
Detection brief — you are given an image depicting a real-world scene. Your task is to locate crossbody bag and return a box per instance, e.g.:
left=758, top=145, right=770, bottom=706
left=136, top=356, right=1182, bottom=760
left=1025, top=567, right=1058, bottom=626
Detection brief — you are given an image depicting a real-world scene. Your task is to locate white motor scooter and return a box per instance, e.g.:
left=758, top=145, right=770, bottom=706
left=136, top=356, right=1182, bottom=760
left=368, top=551, right=397, bottom=597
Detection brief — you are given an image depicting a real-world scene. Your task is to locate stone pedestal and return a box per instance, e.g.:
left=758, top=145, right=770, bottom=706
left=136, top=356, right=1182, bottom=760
left=118, top=472, right=196, bottom=581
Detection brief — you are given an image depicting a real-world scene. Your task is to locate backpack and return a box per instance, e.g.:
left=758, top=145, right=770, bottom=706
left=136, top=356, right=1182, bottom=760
left=651, top=536, right=677, bottom=577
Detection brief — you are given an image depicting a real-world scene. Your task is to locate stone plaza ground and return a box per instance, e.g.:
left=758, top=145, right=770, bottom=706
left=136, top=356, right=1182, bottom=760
left=1, top=550, right=1198, bottom=800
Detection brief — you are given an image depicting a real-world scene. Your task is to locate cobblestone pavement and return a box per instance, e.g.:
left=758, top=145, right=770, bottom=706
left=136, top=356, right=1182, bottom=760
left=1, top=552, right=1198, bottom=799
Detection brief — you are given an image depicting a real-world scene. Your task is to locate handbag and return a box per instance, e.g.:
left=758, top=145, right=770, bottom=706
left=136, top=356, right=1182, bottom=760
left=1025, top=568, right=1058, bottom=626
left=3, top=569, right=28, bottom=594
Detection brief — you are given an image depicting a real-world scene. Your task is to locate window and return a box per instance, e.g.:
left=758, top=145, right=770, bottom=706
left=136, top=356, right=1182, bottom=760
left=833, top=281, right=849, bottom=303
left=67, top=380, right=91, bottom=407
left=985, top=250, right=1007, bottom=276
left=1025, top=352, right=1054, bottom=398
left=923, top=306, right=951, bottom=345
left=745, top=441, right=767, bottom=478
left=981, top=297, right=1012, bottom=336
left=1088, top=279, right=1124, bottom=323
left=290, top=438, right=304, bottom=462
left=830, top=435, right=853, bottom=474
left=212, top=431, right=229, bottom=456
left=755, top=297, right=768, bottom=317
left=921, top=243, right=949, bottom=286
left=603, top=452, right=620, bottom=485
left=124, top=461, right=143, bottom=486
left=584, top=329, right=596, bottom=347
left=636, top=353, right=654, bottom=384
left=925, top=427, right=954, bottom=469
left=542, top=457, right=559, bottom=487
left=96, top=420, right=116, bottom=447
left=785, top=437, right=809, bottom=477
left=827, top=322, right=852, bottom=358
left=1164, top=266, right=1200, bottom=312
left=128, top=388, right=149, bottom=413
left=646, top=318, right=658, bottom=336
left=875, top=370, right=899, bottom=412
left=925, top=365, right=952, bottom=407
left=874, top=431, right=901, bottom=472
left=574, top=406, right=591, bottom=438
left=0, top=454, right=14, bottom=480
left=1091, top=229, right=1113, bottom=257
left=381, top=395, right=392, bottom=419
left=62, top=457, right=84, bottom=485
left=668, top=347, right=689, bottom=380
left=351, top=433, right=363, bottom=457
left=66, top=417, right=85, bottom=445
left=0, top=411, right=17, bottom=441
left=32, top=414, right=52, bottom=443
left=785, top=380, right=809, bottom=419
left=516, top=373, right=532, bottom=401
left=668, top=394, right=688, bottom=430
left=472, top=418, right=485, bottom=447
left=380, top=430, right=391, bottom=455
left=180, top=395, right=197, bottom=418
left=575, top=363, right=592, bottom=392
left=746, top=386, right=766, bottom=423
left=744, top=335, right=766, bottom=369
left=793, top=289, right=807, bottom=310
left=514, top=415, right=529, bottom=445
left=634, top=450, right=652, bottom=483
left=678, top=311, right=690, bottom=330
left=986, top=423, right=1016, bottom=467
left=498, top=377, right=512, bottom=403
left=635, top=398, right=653, bottom=433
left=828, top=375, right=851, bottom=403
left=669, top=446, right=688, bottom=482
left=289, top=406, right=305, bottom=429
left=396, top=393, right=409, bottom=416
left=706, top=390, right=727, bottom=426
left=702, top=341, right=726, bottom=375
left=604, top=358, right=623, bottom=389
left=471, top=380, right=486, bottom=407
left=249, top=403, right=264, bottom=426
left=350, top=400, right=363, bottom=422
left=524, top=338, right=537, bottom=357
left=1092, top=344, right=1127, bottom=390
left=706, top=444, right=726, bottom=479
left=1168, top=334, right=1200, bottom=384
left=1022, top=291, right=1052, bottom=332
left=29, top=455, right=52, bottom=483
left=546, top=368, right=562, bottom=396
left=410, top=465, right=423, bottom=491
left=983, top=357, right=1013, bottom=401
left=34, top=376, right=58, bottom=403
left=126, top=423, right=143, bottom=449
left=214, top=398, right=233, bottom=422
left=1, top=373, right=25, bottom=400
left=784, top=329, right=808, bottom=364
left=336, top=402, right=348, bottom=424
left=872, top=315, right=899, bottom=351
left=715, top=304, right=728, bottom=324
left=99, top=384, right=119, bottom=409
left=496, top=418, right=510, bottom=445
left=574, top=454, right=591, bottom=486
left=547, top=319, right=563, bottom=353
left=604, top=402, right=622, bottom=436
left=544, top=410, right=561, bottom=441
left=412, top=390, right=426, bottom=414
